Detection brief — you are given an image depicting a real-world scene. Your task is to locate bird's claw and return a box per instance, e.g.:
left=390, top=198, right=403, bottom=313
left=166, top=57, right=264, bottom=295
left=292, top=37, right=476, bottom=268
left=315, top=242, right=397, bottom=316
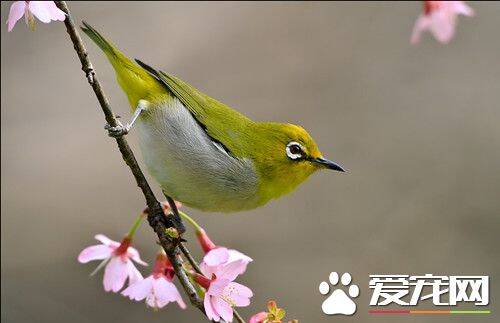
left=104, top=120, right=129, bottom=138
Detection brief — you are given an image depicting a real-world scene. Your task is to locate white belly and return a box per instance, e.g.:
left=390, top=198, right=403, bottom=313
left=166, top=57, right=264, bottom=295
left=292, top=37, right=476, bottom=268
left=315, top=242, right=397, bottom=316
left=135, top=98, right=259, bottom=212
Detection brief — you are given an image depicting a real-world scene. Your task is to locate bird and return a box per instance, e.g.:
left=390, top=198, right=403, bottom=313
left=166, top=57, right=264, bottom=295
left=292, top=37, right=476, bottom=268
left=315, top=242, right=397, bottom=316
left=81, top=22, right=345, bottom=213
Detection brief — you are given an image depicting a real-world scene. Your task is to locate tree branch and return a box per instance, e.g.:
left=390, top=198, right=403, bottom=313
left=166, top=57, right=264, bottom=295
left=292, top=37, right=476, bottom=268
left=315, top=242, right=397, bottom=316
left=180, top=242, right=203, bottom=274
left=55, top=1, right=213, bottom=319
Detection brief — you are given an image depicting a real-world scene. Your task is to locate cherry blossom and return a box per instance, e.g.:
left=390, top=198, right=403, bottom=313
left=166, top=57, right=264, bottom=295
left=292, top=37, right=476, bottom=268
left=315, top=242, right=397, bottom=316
left=78, top=234, right=147, bottom=292
left=194, top=261, right=253, bottom=322
left=197, top=228, right=252, bottom=277
left=411, top=1, right=474, bottom=44
left=122, top=252, right=186, bottom=309
left=6, top=1, right=65, bottom=32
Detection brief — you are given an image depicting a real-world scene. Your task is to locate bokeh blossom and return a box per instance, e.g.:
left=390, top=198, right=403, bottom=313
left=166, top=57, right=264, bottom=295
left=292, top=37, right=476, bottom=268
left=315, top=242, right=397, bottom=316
left=6, top=1, right=65, bottom=32
left=122, top=252, right=186, bottom=310
left=78, top=234, right=147, bottom=292
left=411, top=1, right=474, bottom=44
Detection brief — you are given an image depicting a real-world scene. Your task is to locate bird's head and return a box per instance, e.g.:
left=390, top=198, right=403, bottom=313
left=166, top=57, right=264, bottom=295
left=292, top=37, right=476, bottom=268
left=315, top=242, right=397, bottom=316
left=251, top=122, right=345, bottom=202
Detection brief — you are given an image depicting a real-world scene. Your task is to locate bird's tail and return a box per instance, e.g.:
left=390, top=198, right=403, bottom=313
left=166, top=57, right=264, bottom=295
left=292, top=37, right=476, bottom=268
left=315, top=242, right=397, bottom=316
left=81, top=21, right=165, bottom=109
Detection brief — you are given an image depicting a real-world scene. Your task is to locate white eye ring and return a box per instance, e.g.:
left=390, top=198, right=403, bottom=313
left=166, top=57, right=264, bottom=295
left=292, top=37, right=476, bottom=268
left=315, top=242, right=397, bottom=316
left=286, top=141, right=304, bottom=160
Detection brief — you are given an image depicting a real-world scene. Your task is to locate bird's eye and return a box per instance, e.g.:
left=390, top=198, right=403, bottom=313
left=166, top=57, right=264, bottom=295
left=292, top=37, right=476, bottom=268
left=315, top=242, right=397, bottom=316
left=286, top=141, right=304, bottom=160
left=289, top=144, right=301, bottom=155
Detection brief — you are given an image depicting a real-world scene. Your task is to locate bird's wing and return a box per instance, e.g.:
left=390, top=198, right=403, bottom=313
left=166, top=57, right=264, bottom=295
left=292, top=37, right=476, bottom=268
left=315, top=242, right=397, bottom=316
left=135, top=59, right=251, bottom=157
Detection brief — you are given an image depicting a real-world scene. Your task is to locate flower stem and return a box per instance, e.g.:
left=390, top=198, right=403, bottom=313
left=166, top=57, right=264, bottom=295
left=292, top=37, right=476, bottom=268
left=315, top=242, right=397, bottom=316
left=179, top=211, right=202, bottom=232
left=126, top=212, right=146, bottom=238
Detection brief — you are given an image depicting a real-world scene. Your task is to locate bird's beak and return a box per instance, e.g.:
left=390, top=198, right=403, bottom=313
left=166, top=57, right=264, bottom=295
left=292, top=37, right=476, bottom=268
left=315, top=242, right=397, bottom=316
left=312, top=157, right=346, bottom=172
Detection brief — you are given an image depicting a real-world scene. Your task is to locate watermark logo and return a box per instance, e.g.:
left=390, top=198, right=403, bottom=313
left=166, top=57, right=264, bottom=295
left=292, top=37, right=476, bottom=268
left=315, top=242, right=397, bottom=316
left=369, top=274, right=490, bottom=315
left=319, top=273, right=491, bottom=316
left=319, top=272, right=359, bottom=315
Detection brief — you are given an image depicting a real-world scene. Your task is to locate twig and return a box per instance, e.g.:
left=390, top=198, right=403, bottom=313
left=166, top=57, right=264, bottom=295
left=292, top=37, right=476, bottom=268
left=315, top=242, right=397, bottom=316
left=170, top=247, right=204, bottom=308
left=55, top=1, right=211, bottom=319
left=233, top=310, right=245, bottom=323
left=180, top=242, right=203, bottom=274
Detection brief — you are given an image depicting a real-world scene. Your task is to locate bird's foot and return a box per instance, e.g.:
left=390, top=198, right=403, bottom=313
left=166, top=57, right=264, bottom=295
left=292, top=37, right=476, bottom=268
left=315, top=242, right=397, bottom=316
left=104, top=119, right=129, bottom=138
left=104, top=101, right=147, bottom=138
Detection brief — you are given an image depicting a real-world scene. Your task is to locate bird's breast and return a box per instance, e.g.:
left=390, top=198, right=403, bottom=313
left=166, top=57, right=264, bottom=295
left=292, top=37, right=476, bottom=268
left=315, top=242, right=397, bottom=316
left=135, top=98, right=260, bottom=212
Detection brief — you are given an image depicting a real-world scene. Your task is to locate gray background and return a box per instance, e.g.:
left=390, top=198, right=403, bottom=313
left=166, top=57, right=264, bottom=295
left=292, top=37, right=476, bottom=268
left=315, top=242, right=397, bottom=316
left=2, top=1, right=499, bottom=322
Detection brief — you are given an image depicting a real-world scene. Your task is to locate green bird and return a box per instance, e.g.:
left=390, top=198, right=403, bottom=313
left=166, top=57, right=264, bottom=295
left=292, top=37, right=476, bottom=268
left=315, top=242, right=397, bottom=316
left=81, top=22, right=345, bottom=213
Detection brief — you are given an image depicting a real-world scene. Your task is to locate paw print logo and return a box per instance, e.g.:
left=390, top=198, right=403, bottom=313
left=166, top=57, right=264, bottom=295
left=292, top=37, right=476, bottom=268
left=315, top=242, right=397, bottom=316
left=319, top=272, right=359, bottom=315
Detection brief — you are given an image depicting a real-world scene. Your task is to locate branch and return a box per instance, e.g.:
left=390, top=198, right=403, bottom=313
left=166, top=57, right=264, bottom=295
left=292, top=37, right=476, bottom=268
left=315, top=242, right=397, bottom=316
left=180, top=242, right=203, bottom=274
left=55, top=1, right=211, bottom=318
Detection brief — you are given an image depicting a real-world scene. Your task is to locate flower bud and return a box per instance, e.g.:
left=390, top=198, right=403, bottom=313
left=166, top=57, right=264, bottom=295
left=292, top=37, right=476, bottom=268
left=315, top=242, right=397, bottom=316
left=249, top=312, right=268, bottom=323
left=196, top=228, right=217, bottom=253
left=192, top=272, right=212, bottom=289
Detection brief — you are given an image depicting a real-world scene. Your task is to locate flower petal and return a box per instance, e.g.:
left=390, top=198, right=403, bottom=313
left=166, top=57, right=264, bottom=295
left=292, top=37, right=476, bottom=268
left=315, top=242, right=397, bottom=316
left=145, top=293, right=161, bottom=309
left=200, top=261, right=218, bottom=278
left=204, top=295, right=220, bottom=322
left=213, top=296, right=234, bottom=322
left=126, top=259, right=144, bottom=285
left=227, top=249, right=252, bottom=274
left=127, top=246, right=148, bottom=266
left=225, top=282, right=252, bottom=307
left=411, top=15, right=432, bottom=44
left=449, top=1, right=474, bottom=17
left=6, top=1, right=26, bottom=32
left=27, top=1, right=53, bottom=23
left=27, top=1, right=65, bottom=23
left=78, top=244, right=112, bottom=263
left=226, top=282, right=253, bottom=300
left=153, top=277, right=186, bottom=309
left=175, top=293, right=187, bottom=309
left=216, top=260, right=246, bottom=281
left=207, top=278, right=231, bottom=296
left=430, top=9, right=456, bottom=43
left=94, top=234, right=119, bottom=247
left=122, top=276, right=153, bottom=301
left=44, top=1, right=66, bottom=21
left=227, top=249, right=252, bottom=264
left=103, top=256, right=129, bottom=292
left=203, top=247, right=229, bottom=267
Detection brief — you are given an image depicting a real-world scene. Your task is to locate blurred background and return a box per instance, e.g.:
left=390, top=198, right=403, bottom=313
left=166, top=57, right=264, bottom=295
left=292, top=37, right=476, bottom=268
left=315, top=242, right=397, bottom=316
left=2, top=2, right=499, bottom=322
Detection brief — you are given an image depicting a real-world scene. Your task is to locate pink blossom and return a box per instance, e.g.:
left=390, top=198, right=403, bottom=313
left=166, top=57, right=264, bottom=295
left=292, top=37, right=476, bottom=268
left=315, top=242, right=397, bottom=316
left=78, top=234, right=147, bottom=293
left=122, top=253, right=186, bottom=310
left=194, top=261, right=253, bottom=322
left=411, top=1, right=474, bottom=44
left=249, top=312, right=268, bottom=323
left=197, top=228, right=252, bottom=277
left=6, top=1, right=65, bottom=32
